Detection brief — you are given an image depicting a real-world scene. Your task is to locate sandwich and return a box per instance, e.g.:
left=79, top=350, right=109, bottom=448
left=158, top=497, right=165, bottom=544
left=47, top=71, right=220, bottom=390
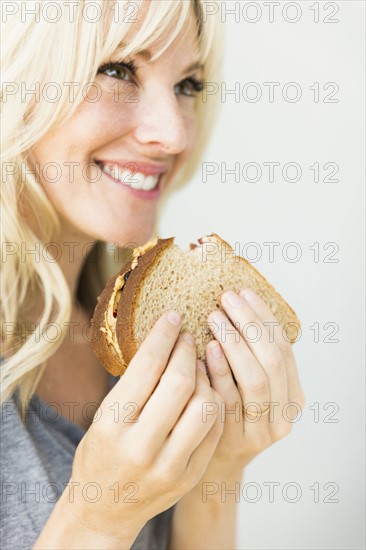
left=90, top=233, right=301, bottom=377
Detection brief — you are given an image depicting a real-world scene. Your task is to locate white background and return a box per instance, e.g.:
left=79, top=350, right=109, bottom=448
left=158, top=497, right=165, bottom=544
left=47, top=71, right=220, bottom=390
left=158, top=1, right=365, bottom=548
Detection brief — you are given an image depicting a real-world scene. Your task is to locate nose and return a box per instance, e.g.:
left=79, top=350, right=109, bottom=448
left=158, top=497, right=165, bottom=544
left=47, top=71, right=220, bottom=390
left=132, top=87, right=188, bottom=156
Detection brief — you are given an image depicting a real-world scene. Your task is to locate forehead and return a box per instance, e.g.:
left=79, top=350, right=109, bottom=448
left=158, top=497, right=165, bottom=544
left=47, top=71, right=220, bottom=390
left=109, top=1, right=202, bottom=64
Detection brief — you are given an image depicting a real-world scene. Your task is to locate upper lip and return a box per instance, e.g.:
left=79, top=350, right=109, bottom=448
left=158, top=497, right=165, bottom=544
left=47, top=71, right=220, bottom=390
left=95, top=159, right=169, bottom=177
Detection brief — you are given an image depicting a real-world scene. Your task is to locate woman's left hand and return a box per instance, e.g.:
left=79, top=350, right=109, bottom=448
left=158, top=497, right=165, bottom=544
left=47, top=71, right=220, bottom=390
left=202, top=287, right=305, bottom=473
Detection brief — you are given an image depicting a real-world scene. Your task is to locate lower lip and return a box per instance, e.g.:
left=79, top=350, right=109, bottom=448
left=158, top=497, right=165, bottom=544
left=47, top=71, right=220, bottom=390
left=97, top=164, right=161, bottom=200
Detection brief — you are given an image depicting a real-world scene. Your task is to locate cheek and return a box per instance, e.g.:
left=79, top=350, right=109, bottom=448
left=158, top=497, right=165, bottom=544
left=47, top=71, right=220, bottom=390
left=29, top=96, right=134, bottom=193
left=64, top=91, right=136, bottom=153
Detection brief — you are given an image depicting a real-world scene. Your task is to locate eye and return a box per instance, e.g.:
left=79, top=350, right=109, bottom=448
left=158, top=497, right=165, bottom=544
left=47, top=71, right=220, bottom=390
left=175, top=77, right=205, bottom=97
left=97, top=61, right=135, bottom=82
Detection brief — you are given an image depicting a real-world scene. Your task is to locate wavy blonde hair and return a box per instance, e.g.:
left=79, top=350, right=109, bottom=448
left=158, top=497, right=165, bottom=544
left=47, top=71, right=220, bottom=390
left=0, top=0, right=224, bottom=417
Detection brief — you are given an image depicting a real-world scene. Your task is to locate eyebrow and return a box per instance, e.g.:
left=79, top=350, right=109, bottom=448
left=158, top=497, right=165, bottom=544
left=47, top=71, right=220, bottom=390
left=134, top=49, right=203, bottom=75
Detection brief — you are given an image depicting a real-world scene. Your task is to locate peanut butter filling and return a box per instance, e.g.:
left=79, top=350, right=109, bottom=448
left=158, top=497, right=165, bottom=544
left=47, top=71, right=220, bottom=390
left=99, top=237, right=159, bottom=364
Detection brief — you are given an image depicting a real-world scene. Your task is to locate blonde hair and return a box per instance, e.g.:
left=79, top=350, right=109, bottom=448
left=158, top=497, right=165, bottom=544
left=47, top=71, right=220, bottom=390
left=0, top=0, right=224, bottom=417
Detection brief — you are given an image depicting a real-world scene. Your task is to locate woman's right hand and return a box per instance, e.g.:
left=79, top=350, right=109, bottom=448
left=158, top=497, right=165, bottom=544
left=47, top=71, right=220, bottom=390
left=67, top=310, right=224, bottom=542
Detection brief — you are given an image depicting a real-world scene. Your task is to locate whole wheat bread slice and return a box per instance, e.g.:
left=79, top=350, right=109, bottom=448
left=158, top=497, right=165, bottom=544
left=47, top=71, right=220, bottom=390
left=91, top=233, right=301, bottom=376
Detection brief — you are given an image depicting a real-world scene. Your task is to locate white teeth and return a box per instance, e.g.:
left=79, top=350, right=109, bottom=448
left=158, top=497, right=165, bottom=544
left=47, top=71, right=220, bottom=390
left=100, top=163, right=159, bottom=191
left=120, top=169, right=131, bottom=182
left=102, top=163, right=114, bottom=176
left=127, top=172, right=145, bottom=189
left=143, top=175, right=158, bottom=191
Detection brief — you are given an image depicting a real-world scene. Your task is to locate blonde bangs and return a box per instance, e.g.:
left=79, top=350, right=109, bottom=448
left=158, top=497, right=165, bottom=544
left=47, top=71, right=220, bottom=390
left=100, top=0, right=216, bottom=74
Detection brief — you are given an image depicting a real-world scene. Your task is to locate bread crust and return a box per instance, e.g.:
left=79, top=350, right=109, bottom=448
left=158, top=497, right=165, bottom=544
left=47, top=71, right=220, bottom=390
left=116, top=237, right=175, bottom=365
left=90, top=260, right=134, bottom=376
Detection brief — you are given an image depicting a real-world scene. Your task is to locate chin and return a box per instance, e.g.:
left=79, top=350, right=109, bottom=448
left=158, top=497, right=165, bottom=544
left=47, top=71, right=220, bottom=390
left=63, top=204, right=158, bottom=248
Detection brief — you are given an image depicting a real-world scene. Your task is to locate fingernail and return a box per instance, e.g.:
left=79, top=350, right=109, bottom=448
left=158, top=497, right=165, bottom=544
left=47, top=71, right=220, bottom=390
left=223, top=290, right=244, bottom=308
left=208, top=310, right=226, bottom=324
left=240, top=288, right=258, bottom=304
left=182, top=332, right=195, bottom=346
left=208, top=340, right=222, bottom=359
left=167, top=310, right=181, bottom=326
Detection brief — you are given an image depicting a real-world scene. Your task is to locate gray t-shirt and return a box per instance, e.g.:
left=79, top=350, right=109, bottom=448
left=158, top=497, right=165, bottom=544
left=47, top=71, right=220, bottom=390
left=0, top=377, right=175, bottom=550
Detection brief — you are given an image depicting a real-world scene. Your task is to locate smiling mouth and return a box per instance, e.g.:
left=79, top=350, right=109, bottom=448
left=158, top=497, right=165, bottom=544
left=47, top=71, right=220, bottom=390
left=95, top=160, right=162, bottom=192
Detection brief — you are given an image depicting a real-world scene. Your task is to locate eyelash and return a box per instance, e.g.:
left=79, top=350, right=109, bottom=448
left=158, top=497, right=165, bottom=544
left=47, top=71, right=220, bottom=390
left=97, top=61, right=205, bottom=97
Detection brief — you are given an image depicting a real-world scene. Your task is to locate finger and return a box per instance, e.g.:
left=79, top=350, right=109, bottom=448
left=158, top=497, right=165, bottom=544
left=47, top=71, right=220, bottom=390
left=207, top=308, right=271, bottom=417
left=106, top=310, right=183, bottom=413
left=160, top=365, right=223, bottom=468
left=239, top=288, right=298, bottom=353
left=206, top=340, right=243, bottom=418
left=185, top=410, right=224, bottom=481
left=239, top=288, right=305, bottom=409
left=220, top=290, right=288, bottom=413
left=206, top=340, right=244, bottom=440
left=134, top=333, right=197, bottom=451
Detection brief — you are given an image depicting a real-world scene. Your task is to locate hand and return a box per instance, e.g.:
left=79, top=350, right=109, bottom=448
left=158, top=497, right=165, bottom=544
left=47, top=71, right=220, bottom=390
left=203, top=287, right=305, bottom=473
left=68, top=311, right=224, bottom=541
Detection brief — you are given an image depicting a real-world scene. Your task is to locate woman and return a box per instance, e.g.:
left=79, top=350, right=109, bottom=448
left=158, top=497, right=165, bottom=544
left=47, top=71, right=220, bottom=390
left=1, top=1, right=305, bottom=548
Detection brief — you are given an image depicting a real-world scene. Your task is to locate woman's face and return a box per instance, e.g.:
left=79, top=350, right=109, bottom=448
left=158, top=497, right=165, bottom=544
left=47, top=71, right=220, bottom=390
left=30, top=20, right=202, bottom=246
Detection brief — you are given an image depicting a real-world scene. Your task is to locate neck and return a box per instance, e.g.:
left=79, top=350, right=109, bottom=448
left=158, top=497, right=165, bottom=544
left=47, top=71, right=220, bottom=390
left=55, top=219, right=97, bottom=304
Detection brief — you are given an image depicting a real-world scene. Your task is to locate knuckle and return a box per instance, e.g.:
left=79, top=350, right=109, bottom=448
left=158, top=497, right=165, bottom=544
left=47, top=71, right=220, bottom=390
left=247, top=375, right=269, bottom=394
left=139, top=349, right=165, bottom=372
left=245, top=315, right=262, bottom=330
left=167, top=370, right=195, bottom=395
left=154, top=466, right=171, bottom=485
left=266, top=351, right=285, bottom=374
left=126, top=446, right=152, bottom=469
left=155, top=463, right=181, bottom=487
